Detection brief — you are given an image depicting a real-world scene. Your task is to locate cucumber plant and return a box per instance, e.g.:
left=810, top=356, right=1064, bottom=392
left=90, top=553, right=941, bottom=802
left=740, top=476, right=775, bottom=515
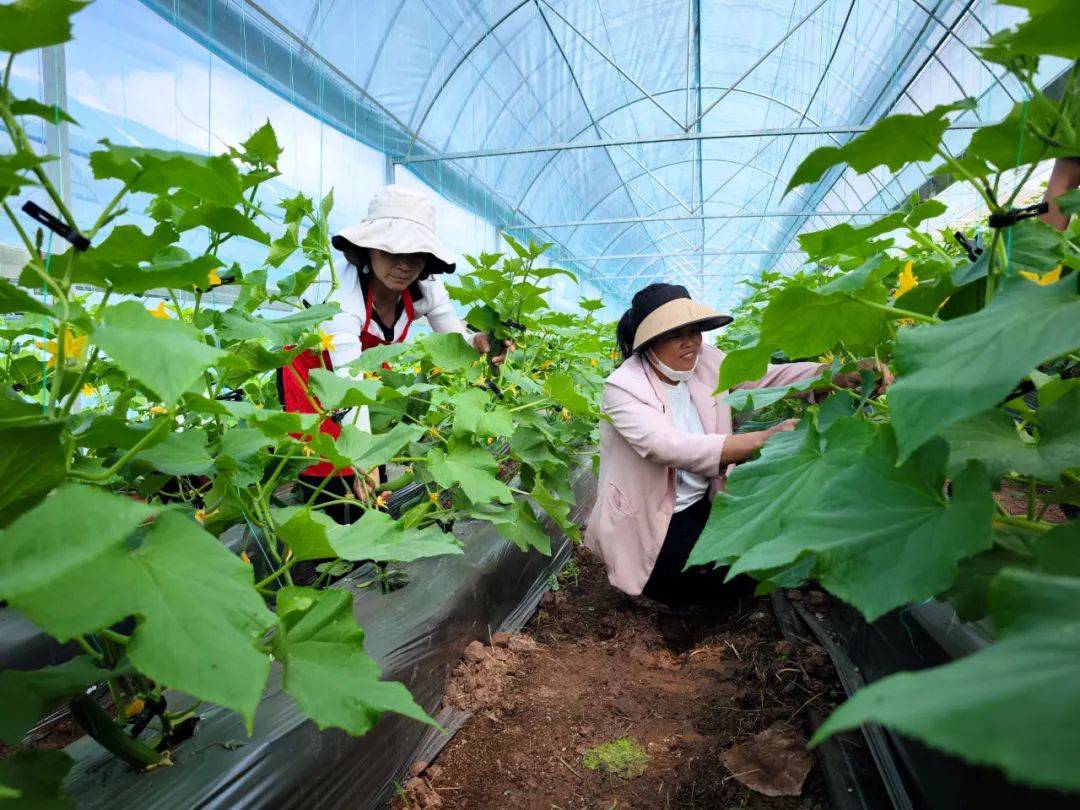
left=0, top=0, right=611, bottom=800
left=690, top=0, right=1080, bottom=793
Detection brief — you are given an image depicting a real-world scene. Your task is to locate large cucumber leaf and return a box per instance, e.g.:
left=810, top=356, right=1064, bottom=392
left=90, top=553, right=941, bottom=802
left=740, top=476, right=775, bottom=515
left=890, top=274, right=1080, bottom=461
left=813, top=567, right=1080, bottom=791
left=726, top=428, right=995, bottom=620
left=272, top=587, right=433, bottom=736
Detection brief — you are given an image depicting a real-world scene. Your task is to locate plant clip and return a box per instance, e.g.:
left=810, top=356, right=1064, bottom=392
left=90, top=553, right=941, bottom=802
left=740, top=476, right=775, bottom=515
left=21, top=200, right=91, bottom=251
left=214, top=388, right=245, bottom=401
left=502, top=318, right=526, bottom=333
left=987, top=201, right=1049, bottom=229
left=329, top=407, right=353, bottom=424
left=953, top=231, right=983, bottom=263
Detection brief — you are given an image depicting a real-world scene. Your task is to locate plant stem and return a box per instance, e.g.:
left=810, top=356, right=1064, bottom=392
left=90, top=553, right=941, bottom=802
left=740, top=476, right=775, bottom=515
left=858, top=298, right=938, bottom=324
left=992, top=513, right=1050, bottom=533
left=70, top=418, right=171, bottom=481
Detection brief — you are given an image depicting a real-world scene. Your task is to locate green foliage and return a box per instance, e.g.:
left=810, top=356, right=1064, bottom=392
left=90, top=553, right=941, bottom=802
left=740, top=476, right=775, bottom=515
left=581, top=738, right=648, bottom=779
left=694, top=1, right=1080, bottom=792
left=0, top=3, right=610, bottom=782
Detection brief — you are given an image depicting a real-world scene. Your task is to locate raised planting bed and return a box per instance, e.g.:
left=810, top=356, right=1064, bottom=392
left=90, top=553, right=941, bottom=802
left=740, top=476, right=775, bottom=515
left=57, top=465, right=595, bottom=809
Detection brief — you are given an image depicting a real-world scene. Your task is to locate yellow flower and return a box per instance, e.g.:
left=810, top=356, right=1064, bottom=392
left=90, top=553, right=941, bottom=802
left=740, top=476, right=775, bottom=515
left=589, top=357, right=598, bottom=367
left=430, top=367, right=442, bottom=376
left=429, top=491, right=439, bottom=504
left=149, top=405, right=168, bottom=415
left=897, top=318, right=915, bottom=328
left=892, top=261, right=917, bottom=300
left=318, top=329, right=335, bottom=353
left=609, top=351, right=618, bottom=360
left=240, top=550, right=251, bottom=565
left=39, top=330, right=86, bottom=368
left=194, top=508, right=219, bottom=524
left=81, top=383, right=97, bottom=396
left=207, top=268, right=223, bottom=287
left=411, top=365, right=421, bottom=374
left=474, top=375, right=487, bottom=387
left=1019, top=265, right=1062, bottom=286
left=540, top=359, right=553, bottom=370
left=427, top=427, right=438, bottom=438
left=149, top=301, right=171, bottom=319
left=124, top=699, right=145, bottom=719
left=375, top=491, right=391, bottom=509
left=819, top=351, right=835, bottom=363
left=486, top=436, right=494, bottom=445
left=302, top=445, right=315, bottom=457
left=560, top=407, right=571, bottom=421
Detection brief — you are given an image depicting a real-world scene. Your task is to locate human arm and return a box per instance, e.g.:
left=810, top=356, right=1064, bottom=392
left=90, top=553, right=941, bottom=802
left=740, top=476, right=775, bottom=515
left=424, top=277, right=513, bottom=363
left=1041, top=157, right=1080, bottom=231
left=603, top=384, right=798, bottom=473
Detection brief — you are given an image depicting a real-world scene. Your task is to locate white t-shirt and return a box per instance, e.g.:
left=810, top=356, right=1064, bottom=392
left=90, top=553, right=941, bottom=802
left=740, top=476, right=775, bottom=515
left=664, top=380, right=710, bottom=512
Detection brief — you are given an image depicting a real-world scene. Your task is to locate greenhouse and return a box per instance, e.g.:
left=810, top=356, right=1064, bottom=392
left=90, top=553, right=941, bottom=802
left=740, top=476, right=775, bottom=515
left=0, top=0, right=1077, bottom=807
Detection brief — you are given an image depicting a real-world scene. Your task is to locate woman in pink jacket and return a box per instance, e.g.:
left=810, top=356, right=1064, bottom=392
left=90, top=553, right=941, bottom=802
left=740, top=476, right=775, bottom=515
left=585, top=283, right=889, bottom=606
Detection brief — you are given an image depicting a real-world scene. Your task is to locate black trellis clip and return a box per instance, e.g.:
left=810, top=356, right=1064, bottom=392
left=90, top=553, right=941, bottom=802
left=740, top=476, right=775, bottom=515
left=21, top=200, right=90, bottom=251
left=953, top=232, right=983, bottom=263
left=987, top=202, right=1049, bottom=229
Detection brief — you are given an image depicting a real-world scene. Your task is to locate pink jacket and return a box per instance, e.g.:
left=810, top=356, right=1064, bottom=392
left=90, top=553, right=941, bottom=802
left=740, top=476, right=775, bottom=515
left=584, top=344, right=821, bottom=595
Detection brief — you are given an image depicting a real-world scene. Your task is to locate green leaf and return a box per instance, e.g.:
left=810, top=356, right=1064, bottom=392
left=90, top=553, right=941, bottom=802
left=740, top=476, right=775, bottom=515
left=687, top=418, right=874, bottom=568
left=727, top=429, right=995, bottom=620
left=978, top=0, right=1080, bottom=61
left=786, top=102, right=972, bottom=193
left=544, top=372, right=592, bottom=414
left=239, top=120, right=282, bottom=167
left=419, top=332, right=477, bottom=372
left=0, top=750, right=73, bottom=809
left=272, top=506, right=337, bottom=561
left=426, top=441, right=512, bottom=504
left=0, top=657, right=106, bottom=745
left=0, top=278, right=52, bottom=316
left=761, top=286, right=889, bottom=356
left=813, top=567, right=1080, bottom=791
left=1004, top=218, right=1067, bottom=276
left=8, top=94, right=77, bottom=125
left=890, top=274, right=1080, bottom=461
left=135, top=428, right=213, bottom=475
left=93, top=301, right=225, bottom=405
left=509, top=426, right=563, bottom=470
left=0, top=0, right=88, bottom=54
left=962, top=94, right=1080, bottom=173
left=90, top=141, right=243, bottom=206
left=1057, top=188, right=1080, bottom=217
left=308, top=368, right=383, bottom=410
left=273, top=587, right=432, bottom=735
left=0, top=150, right=51, bottom=190
left=450, top=388, right=514, bottom=438
left=943, top=389, right=1080, bottom=481
left=1, top=499, right=275, bottom=728
left=330, top=509, right=461, bottom=562
left=0, top=485, right=151, bottom=599
left=816, top=254, right=895, bottom=294
left=216, top=303, right=339, bottom=344
left=722, top=375, right=823, bottom=411
left=716, top=344, right=774, bottom=390
left=530, top=480, right=579, bottom=542
left=334, top=422, right=424, bottom=470
left=797, top=216, right=904, bottom=260
left=473, top=499, right=550, bottom=553
left=177, top=205, right=271, bottom=245
left=0, top=422, right=65, bottom=528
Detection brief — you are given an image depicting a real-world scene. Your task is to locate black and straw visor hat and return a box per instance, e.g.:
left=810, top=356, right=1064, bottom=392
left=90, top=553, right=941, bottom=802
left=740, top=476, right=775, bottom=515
left=631, top=284, right=733, bottom=352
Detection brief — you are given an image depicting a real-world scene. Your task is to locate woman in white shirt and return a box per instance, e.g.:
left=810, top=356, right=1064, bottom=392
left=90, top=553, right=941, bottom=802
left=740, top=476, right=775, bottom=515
left=284, top=185, right=508, bottom=521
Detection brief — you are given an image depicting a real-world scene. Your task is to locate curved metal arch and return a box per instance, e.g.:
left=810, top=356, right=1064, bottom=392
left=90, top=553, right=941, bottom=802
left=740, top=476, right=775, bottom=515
left=405, top=0, right=532, bottom=153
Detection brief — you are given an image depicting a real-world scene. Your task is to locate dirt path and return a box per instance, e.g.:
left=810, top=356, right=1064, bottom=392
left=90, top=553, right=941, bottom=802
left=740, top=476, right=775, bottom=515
left=394, top=548, right=838, bottom=809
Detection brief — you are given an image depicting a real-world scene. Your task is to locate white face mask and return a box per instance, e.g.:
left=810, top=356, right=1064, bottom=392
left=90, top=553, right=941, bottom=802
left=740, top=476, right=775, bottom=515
left=646, top=348, right=698, bottom=383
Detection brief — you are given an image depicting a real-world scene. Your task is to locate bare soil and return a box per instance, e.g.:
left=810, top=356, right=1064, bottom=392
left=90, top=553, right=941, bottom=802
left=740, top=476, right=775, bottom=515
left=393, top=547, right=839, bottom=809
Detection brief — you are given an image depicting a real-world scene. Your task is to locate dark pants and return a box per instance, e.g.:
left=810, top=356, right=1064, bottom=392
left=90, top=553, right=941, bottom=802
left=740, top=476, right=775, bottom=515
left=642, top=495, right=732, bottom=607
left=297, top=474, right=360, bottom=525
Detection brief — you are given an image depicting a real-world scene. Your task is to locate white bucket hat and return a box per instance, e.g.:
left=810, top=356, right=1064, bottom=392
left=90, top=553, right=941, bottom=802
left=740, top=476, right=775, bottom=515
left=331, top=185, right=456, bottom=275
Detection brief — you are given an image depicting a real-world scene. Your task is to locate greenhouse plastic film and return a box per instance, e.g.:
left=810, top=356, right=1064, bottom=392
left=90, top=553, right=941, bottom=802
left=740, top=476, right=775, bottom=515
left=62, top=465, right=595, bottom=809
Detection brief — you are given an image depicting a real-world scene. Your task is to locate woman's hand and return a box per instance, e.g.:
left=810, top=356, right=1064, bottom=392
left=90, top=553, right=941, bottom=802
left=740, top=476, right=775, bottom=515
left=833, top=358, right=893, bottom=397
left=351, top=468, right=381, bottom=502
left=471, top=332, right=515, bottom=366
left=719, top=418, right=800, bottom=466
